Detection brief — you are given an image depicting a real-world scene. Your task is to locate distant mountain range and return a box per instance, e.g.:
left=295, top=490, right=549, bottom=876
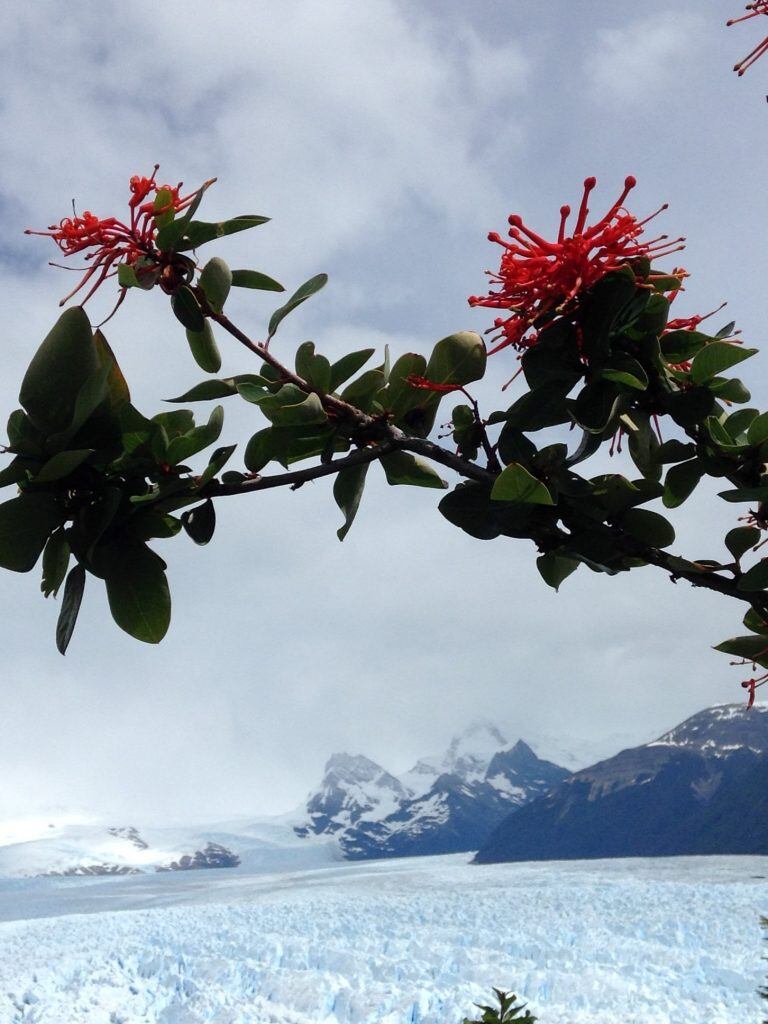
left=475, top=703, right=768, bottom=863
left=294, top=722, right=569, bottom=858
left=0, top=704, right=764, bottom=877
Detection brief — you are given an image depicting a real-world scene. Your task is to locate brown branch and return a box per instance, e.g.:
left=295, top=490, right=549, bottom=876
left=202, top=304, right=767, bottom=615
left=203, top=443, right=393, bottom=497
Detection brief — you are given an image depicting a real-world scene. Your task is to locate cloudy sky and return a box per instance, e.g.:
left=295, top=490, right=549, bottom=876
left=0, top=1, right=766, bottom=823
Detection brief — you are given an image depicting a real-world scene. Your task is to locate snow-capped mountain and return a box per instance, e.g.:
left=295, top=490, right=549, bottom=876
left=0, top=814, right=341, bottom=879
left=475, top=703, right=768, bottom=863
left=296, top=723, right=569, bottom=859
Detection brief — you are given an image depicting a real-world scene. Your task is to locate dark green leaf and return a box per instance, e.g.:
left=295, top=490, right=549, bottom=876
left=179, top=215, right=270, bottom=251
left=199, top=257, right=232, bottom=313
left=165, top=405, right=224, bottom=465
left=334, top=463, right=370, bottom=540
left=571, top=381, right=623, bottom=434
left=738, top=558, right=768, bottom=592
left=196, top=444, right=237, bottom=488
left=34, top=449, right=92, bottom=484
left=744, top=607, right=768, bottom=635
left=439, top=483, right=502, bottom=540
left=662, top=459, right=703, bottom=509
left=655, top=439, right=696, bottom=464
left=380, top=451, right=447, bottom=489
left=725, top=526, right=761, bottom=561
left=340, top=369, right=386, bottom=413
left=424, top=332, right=486, bottom=387
left=231, top=269, right=284, bottom=292
left=329, top=349, right=375, bottom=391
left=601, top=354, right=648, bottom=391
left=244, top=428, right=275, bottom=472
left=748, top=411, right=768, bottom=446
left=268, top=273, right=328, bottom=340
left=185, top=320, right=222, bottom=373
left=105, top=545, right=171, bottom=643
left=714, top=634, right=768, bottom=661
left=690, top=342, right=757, bottom=384
left=295, top=341, right=331, bottom=392
left=660, top=330, right=709, bottom=365
left=491, top=463, right=554, bottom=505
left=708, top=376, right=750, bottom=404
left=258, top=385, right=327, bottom=426
left=41, top=529, right=70, bottom=598
left=181, top=499, right=216, bottom=545
left=619, top=508, right=675, bottom=548
left=536, top=552, right=579, bottom=591
left=0, top=493, right=63, bottom=572
left=167, top=376, right=266, bottom=403
left=56, top=564, right=86, bottom=655
left=719, top=486, right=768, bottom=503
left=505, top=384, right=571, bottom=432
left=171, top=286, right=205, bottom=331
left=20, top=307, right=100, bottom=433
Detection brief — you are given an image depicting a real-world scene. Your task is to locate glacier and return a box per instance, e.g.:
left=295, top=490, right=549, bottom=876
left=0, top=853, right=764, bottom=1023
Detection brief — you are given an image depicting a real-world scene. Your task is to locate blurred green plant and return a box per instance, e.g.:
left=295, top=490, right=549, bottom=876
left=463, top=988, right=537, bottom=1023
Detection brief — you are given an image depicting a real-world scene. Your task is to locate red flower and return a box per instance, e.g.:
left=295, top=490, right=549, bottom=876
left=406, top=375, right=464, bottom=394
left=26, top=166, right=206, bottom=320
left=728, top=1, right=768, bottom=75
left=468, top=177, right=685, bottom=354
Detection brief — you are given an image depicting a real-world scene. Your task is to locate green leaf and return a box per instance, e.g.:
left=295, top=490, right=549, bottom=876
left=231, top=269, right=284, bottom=292
left=724, top=408, right=758, bottom=439
left=340, top=369, right=386, bottom=413
left=329, top=349, right=375, bottom=391
left=56, top=564, right=86, bottom=655
left=259, top=385, right=327, bottom=426
left=379, top=451, right=447, bottom=489
left=295, top=341, right=331, bottom=392
left=690, top=342, right=757, bottom=384
left=719, top=485, right=768, bottom=503
left=196, top=444, right=237, bottom=488
left=154, top=179, right=215, bottom=251
left=185, top=320, right=222, bottom=373
left=171, top=286, right=205, bottom=331
left=334, top=462, right=370, bottom=540
left=20, top=308, right=100, bottom=434
left=744, top=607, right=768, bottom=634
left=601, top=355, right=648, bottom=391
left=714, top=634, right=768, bottom=661
left=738, top=558, right=768, bottom=592
left=168, top=375, right=266, bottom=403
left=571, top=381, right=623, bottom=434
left=439, top=483, right=502, bottom=540
left=424, top=332, right=486, bottom=387
left=521, top=319, right=582, bottom=390
left=504, top=384, right=571, bottom=432
left=117, top=264, right=140, bottom=288
left=178, top=215, right=270, bottom=251
left=244, top=428, right=275, bottom=472
left=0, top=493, right=63, bottom=572
left=748, top=411, right=768, bottom=446
left=660, top=330, right=709, bottom=365
left=181, top=499, right=216, bottom=545
left=624, top=412, right=661, bottom=481
left=708, top=376, right=750, bottom=404
left=536, top=552, right=579, bottom=591
left=662, top=459, right=703, bottom=509
left=654, top=439, right=696, bottom=465
left=105, top=545, right=171, bottom=643
left=491, top=463, right=554, bottom=505
left=667, top=386, right=716, bottom=429
left=619, top=508, right=675, bottom=548
left=726, top=526, right=761, bottom=561
left=268, top=273, right=328, bottom=340
left=34, top=449, right=92, bottom=484
left=199, top=257, right=232, bottom=314
left=165, top=405, right=224, bottom=465
left=41, top=529, right=70, bottom=598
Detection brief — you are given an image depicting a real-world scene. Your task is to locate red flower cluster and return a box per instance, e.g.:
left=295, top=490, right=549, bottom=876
left=26, top=166, right=203, bottom=319
left=468, top=177, right=685, bottom=355
left=728, top=1, right=768, bottom=75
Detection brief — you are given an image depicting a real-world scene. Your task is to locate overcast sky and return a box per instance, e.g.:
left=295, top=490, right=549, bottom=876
left=0, top=1, right=766, bottom=824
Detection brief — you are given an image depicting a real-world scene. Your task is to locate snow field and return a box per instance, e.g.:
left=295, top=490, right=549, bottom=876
left=0, top=854, right=764, bottom=1023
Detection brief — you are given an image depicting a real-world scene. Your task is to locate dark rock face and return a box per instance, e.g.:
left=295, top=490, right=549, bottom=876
left=296, top=729, right=569, bottom=860
left=48, top=863, right=142, bottom=877
left=158, top=843, right=241, bottom=871
left=475, top=704, right=768, bottom=864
